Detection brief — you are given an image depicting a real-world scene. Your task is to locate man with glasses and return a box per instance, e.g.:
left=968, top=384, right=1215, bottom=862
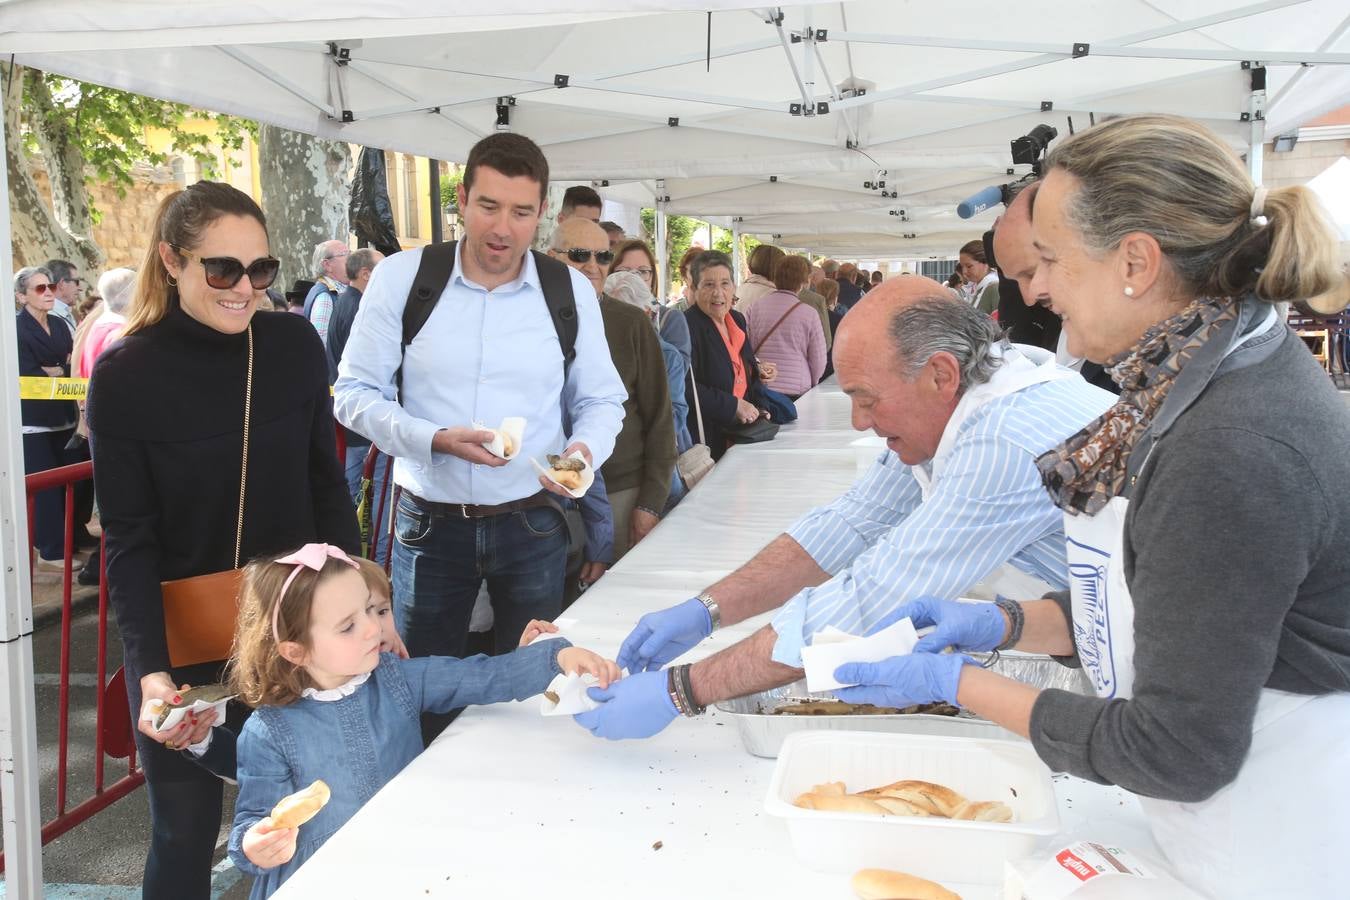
left=550, top=218, right=674, bottom=568
left=335, top=134, right=625, bottom=736
left=303, top=239, right=351, bottom=351
left=44, top=259, right=82, bottom=330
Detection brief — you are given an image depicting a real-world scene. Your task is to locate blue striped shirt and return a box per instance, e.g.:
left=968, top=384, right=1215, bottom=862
left=770, top=375, right=1117, bottom=667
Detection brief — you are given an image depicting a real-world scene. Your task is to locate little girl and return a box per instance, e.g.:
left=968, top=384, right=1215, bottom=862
left=226, top=544, right=618, bottom=898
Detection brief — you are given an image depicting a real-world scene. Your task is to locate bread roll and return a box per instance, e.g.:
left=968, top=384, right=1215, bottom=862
left=852, top=868, right=962, bottom=900
left=811, top=781, right=847, bottom=797
left=270, top=780, right=331, bottom=829
left=553, top=469, right=583, bottom=490
left=793, top=793, right=890, bottom=816
left=863, top=780, right=967, bottom=818
left=950, top=800, right=1012, bottom=822
left=872, top=796, right=932, bottom=817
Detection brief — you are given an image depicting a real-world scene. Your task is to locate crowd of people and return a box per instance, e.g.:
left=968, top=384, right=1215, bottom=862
left=14, top=112, right=1349, bottom=899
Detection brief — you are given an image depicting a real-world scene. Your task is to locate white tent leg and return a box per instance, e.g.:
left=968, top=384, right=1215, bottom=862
left=0, top=74, right=47, bottom=900
left=655, top=205, right=669, bottom=303
left=1249, top=82, right=1267, bottom=185
left=731, top=220, right=743, bottom=281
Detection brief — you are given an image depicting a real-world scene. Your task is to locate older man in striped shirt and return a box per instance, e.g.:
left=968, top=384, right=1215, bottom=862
left=575, top=276, right=1117, bottom=740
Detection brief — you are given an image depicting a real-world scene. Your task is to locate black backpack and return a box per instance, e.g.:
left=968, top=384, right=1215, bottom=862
left=398, top=240, right=576, bottom=394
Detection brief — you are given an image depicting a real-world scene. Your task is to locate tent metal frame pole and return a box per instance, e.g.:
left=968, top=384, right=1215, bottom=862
left=0, top=75, right=46, bottom=900
left=343, top=61, right=487, bottom=138
left=830, top=0, right=1324, bottom=116
left=429, top=158, right=443, bottom=244
left=655, top=205, right=670, bottom=303
left=217, top=46, right=336, bottom=118
left=1269, top=11, right=1350, bottom=112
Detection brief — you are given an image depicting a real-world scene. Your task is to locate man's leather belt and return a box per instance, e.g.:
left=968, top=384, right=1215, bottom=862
left=404, top=490, right=557, bottom=519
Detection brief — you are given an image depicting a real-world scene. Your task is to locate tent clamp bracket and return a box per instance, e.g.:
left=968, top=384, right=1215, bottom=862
left=668, top=117, right=679, bottom=127
left=340, top=110, right=354, bottom=123
left=1041, top=100, right=1054, bottom=112
left=554, top=74, right=569, bottom=88
left=1072, top=43, right=1090, bottom=58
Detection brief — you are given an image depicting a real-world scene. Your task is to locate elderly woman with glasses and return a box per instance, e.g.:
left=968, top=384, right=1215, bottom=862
left=15, top=265, right=82, bottom=567
left=683, top=249, right=766, bottom=460
left=86, top=182, right=358, bottom=900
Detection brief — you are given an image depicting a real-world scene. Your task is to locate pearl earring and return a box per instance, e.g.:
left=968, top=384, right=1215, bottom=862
left=1123, top=286, right=1135, bottom=297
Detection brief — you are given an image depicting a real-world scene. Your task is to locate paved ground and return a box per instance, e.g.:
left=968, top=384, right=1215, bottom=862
left=2, top=588, right=250, bottom=899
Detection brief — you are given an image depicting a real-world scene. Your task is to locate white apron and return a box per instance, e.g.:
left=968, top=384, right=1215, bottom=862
left=1063, top=310, right=1350, bottom=898
left=912, top=344, right=1073, bottom=600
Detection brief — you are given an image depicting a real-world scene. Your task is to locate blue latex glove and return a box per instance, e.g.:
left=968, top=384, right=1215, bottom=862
left=870, top=595, right=1008, bottom=654
left=832, top=652, right=975, bottom=709
left=573, top=670, right=678, bottom=740
left=615, top=598, right=712, bottom=673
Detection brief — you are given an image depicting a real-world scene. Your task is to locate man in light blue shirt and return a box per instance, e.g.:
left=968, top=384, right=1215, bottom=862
left=334, top=133, right=625, bottom=664
left=574, top=278, right=1116, bottom=740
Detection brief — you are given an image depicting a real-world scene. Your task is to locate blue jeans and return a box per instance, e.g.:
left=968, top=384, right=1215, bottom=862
left=345, top=444, right=393, bottom=566
left=391, top=493, right=568, bottom=659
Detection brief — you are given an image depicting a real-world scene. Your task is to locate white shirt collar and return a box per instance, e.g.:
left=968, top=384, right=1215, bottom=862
left=301, top=671, right=371, bottom=702
left=451, top=241, right=539, bottom=294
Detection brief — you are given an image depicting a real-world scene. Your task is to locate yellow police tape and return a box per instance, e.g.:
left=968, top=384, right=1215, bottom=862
left=18, top=377, right=87, bottom=401
left=18, top=377, right=337, bottom=400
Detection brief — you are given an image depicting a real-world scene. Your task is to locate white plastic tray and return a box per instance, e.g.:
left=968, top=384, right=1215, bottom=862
left=765, top=730, right=1060, bottom=885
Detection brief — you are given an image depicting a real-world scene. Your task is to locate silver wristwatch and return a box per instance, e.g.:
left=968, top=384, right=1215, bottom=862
left=696, top=591, right=721, bottom=631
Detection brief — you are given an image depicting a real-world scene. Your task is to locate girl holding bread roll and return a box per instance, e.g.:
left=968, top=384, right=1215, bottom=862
left=225, top=543, right=619, bottom=898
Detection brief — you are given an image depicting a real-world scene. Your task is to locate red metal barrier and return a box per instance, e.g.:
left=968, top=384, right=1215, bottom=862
left=0, top=461, right=144, bottom=872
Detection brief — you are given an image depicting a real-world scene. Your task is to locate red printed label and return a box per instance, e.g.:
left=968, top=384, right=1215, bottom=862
left=1056, top=849, right=1100, bottom=882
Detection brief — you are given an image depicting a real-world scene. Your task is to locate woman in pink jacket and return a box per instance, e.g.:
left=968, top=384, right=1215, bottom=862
left=745, top=255, right=826, bottom=399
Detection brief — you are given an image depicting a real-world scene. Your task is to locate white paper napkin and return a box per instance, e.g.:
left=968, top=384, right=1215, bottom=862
left=800, top=617, right=920, bottom=693
left=530, top=451, right=595, bottom=498
left=477, top=416, right=526, bottom=460
left=539, top=672, right=602, bottom=716
left=142, top=694, right=235, bottom=733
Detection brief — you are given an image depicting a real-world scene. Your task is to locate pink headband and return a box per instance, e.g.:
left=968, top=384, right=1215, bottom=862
left=271, top=543, right=360, bottom=644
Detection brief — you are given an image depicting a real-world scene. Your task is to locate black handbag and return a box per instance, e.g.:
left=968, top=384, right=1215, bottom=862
left=723, top=411, right=779, bottom=444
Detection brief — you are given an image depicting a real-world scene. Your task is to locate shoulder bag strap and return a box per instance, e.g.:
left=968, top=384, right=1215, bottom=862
left=687, top=364, right=707, bottom=447
left=234, top=323, right=253, bottom=569
left=756, top=300, right=808, bottom=349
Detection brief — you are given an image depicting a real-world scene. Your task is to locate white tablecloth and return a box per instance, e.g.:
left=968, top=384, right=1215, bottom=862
left=274, top=383, right=1155, bottom=899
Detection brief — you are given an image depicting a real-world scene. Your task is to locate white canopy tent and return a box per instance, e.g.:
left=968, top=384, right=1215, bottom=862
left=0, top=1, right=1347, bottom=894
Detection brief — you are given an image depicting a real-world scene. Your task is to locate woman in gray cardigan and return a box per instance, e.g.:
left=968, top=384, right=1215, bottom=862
left=831, top=114, right=1350, bottom=899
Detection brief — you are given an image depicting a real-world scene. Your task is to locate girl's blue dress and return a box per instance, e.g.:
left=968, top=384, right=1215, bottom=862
left=228, top=640, right=566, bottom=898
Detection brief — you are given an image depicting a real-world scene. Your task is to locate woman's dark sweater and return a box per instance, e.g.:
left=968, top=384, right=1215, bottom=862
left=17, top=310, right=77, bottom=428
left=1030, top=324, right=1350, bottom=803
left=88, top=305, right=359, bottom=678
left=685, top=304, right=763, bottom=461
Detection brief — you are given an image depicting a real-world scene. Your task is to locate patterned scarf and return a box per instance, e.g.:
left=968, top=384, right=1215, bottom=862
left=1036, top=297, right=1238, bottom=516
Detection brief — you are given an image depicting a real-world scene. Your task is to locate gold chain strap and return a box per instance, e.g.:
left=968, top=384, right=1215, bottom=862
left=233, top=324, right=253, bottom=569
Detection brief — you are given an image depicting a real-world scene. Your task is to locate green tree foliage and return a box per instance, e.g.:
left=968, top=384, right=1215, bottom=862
left=439, top=166, right=464, bottom=211
left=23, top=72, right=255, bottom=215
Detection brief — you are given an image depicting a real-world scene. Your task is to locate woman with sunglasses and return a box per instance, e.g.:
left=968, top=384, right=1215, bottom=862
left=87, top=181, right=359, bottom=900
left=15, top=265, right=82, bottom=568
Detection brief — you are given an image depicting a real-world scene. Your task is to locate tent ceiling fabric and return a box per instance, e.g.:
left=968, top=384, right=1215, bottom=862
left=3, top=0, right=1347, bottom=257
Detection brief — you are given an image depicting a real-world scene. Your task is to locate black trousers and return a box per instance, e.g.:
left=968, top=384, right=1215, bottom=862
left=22, top=428, right=91, bottom=559
left=127, top=661, right=248, bottom=900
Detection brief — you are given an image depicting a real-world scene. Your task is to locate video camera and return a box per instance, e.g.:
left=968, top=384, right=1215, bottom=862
left=956, top=124, right=1058, bottom=219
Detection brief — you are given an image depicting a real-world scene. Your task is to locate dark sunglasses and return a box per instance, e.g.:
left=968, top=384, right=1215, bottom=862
left=565, top=248, right=614, bottom=265
left=174, top=246, right=281, bottom=290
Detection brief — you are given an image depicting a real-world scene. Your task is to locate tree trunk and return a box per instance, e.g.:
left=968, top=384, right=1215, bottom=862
left=26, top=70, right=95, bottom=240
left=257, top=124, right=351, bottom=288
left=2, top=64, right=103, bottom=273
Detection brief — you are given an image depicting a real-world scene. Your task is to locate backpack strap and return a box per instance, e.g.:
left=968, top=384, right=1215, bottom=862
left=397, top=240, right=458, bottom=397
left=531, top=249, right=577, bottom=374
